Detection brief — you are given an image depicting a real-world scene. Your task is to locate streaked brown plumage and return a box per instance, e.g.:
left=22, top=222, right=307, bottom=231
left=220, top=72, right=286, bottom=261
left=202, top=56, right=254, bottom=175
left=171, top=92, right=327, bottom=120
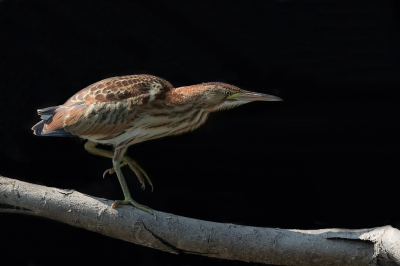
left=32, top=74, right=282, bottom=214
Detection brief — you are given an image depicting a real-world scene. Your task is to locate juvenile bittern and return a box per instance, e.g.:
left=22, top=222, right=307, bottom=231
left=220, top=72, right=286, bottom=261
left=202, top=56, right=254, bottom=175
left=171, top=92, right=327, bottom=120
left=32, top=74, right=282, bottom=215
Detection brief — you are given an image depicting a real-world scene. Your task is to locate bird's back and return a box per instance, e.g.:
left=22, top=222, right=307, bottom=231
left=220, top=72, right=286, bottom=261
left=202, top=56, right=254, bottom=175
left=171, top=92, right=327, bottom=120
left=32, top=75, right=174, bottom=144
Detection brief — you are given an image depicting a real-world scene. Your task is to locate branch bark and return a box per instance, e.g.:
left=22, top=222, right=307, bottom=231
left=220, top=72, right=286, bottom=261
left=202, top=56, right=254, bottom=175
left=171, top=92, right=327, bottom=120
left=0, top=175, right=399, bottom=266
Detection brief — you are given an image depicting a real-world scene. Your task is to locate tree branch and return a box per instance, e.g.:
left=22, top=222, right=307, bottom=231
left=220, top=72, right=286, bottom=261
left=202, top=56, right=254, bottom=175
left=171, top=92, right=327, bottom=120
left=0, top=175, right=399, bottom=266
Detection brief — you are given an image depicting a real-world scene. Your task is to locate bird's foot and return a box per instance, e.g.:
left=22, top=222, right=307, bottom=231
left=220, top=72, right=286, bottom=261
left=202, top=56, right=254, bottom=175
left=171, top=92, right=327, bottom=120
left=104, top=156, right=153, bottom=191
left=111, top=197, right=154, bottom=216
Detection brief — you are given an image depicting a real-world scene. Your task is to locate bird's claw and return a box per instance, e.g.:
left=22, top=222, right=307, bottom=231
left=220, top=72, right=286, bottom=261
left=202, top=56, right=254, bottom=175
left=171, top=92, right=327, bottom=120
left=110, top=198, right=155, bottom=218
left=103, top=168, right=112, bottom=178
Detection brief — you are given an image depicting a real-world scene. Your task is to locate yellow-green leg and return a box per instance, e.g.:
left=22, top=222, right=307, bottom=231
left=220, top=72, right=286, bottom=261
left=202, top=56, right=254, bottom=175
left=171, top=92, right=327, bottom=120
left=84, top=141, right=153, bottom=190
left=111, top=155, right=154, bottom=215
left=84, top=141, right=153, bottom=215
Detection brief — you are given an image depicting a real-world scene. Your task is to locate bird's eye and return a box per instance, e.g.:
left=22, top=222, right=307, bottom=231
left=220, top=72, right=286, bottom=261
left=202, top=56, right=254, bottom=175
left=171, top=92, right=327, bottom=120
left=225, top=90, right=233, bottom=97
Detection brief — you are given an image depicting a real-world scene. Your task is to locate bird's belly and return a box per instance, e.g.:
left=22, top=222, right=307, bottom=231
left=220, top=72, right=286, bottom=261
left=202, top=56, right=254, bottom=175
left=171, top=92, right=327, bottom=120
left=86, top=110, right=208, bottom=146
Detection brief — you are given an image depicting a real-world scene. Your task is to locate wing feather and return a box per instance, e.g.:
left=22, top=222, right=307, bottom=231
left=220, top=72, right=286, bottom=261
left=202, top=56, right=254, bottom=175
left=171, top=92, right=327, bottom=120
left=36, top=75, right=173, bottom=139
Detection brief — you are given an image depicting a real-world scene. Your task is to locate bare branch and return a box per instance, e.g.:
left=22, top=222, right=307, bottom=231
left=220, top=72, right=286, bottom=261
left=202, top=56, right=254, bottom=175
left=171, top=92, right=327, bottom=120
left=0, top=175, right=399, bottom=266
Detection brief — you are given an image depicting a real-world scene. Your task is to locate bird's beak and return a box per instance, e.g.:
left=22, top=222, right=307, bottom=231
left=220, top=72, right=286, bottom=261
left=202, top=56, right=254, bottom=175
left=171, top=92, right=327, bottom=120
left=228, top=91, right=283, bottom=102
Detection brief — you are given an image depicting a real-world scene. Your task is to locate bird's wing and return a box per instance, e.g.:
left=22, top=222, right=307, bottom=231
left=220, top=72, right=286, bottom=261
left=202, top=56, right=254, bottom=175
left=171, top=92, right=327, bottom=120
left=41, top=75, right=173, bottom=137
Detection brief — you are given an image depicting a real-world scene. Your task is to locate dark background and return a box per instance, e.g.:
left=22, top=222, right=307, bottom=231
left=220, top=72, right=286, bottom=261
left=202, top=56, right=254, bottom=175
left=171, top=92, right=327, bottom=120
left=0, top=0, right=399, bottom=265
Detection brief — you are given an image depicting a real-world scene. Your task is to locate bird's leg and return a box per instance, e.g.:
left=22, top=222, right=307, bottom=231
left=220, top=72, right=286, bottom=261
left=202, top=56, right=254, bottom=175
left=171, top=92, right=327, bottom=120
left=84, top=141, right=153, bottom=190
left=109, top=157, right=153, bottom=191
left=111, top=146, right=154, bottom=215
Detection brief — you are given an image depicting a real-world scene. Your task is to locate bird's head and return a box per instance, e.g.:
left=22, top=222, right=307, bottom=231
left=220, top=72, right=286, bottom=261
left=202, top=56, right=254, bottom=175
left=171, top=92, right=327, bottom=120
left=199, top=82, right=282, bottom=111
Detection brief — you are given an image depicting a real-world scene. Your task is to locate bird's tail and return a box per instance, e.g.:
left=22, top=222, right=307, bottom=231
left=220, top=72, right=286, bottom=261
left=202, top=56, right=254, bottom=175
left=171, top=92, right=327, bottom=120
left=32, top=106, right=74, bottom=137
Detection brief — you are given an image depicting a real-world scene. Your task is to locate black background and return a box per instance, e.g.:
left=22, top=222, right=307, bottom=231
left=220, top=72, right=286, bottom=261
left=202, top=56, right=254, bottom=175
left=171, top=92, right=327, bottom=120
left=0, top=0, right=399, bottom=265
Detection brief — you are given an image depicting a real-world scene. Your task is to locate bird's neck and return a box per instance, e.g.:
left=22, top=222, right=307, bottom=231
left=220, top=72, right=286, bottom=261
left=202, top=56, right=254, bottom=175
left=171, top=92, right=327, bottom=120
left=166, top=85, right=206, bottom=107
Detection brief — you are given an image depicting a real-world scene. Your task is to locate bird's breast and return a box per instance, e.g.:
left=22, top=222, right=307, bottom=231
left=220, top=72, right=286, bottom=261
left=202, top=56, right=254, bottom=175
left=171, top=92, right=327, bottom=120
left=90, top=109, right=210, bottom=146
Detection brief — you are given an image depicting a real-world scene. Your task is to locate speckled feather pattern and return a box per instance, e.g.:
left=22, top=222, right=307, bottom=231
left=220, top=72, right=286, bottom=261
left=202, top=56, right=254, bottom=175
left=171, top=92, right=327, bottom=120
left=43, top=75, right=172, bottom=137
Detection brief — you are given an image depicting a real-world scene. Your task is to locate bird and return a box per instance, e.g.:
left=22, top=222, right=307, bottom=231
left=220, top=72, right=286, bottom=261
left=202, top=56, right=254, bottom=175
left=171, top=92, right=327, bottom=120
left=32, top=74, right=282, bottom=215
